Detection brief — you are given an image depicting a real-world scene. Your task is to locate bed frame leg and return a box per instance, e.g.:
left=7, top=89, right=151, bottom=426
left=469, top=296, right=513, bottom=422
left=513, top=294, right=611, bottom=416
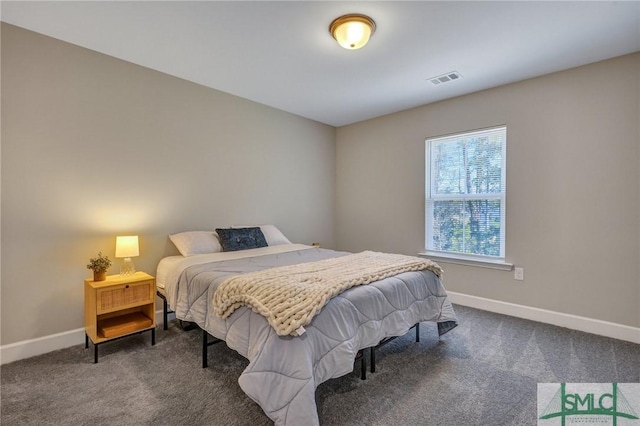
left=360, top=350, right=367, bottom=380
left=370, top=346, right=376, bottom=373
left=156, top=290, right=173, bottom=331
left=202, top=329, right=208, bottom=368
left=201, top=328, right=223, bottom=368
left=163, top=298, right=169, bottom=331
left=368, top=322, right=420, bottom=374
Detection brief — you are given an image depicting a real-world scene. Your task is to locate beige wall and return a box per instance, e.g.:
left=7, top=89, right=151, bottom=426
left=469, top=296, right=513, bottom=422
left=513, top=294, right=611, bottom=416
left=336, top=53, right=640, bottom=328
left=2, top=23, right=638, bottom=348
left=1, top=24, right=336, bottom=345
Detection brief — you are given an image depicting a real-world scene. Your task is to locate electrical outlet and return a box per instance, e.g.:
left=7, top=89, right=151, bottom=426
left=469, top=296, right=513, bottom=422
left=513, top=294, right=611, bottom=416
left=514, top=267, right=524, bottom=281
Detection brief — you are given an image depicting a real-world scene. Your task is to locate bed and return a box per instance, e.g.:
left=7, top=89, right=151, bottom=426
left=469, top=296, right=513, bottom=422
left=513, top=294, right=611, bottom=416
left=156, top=227, right=458, bottom=426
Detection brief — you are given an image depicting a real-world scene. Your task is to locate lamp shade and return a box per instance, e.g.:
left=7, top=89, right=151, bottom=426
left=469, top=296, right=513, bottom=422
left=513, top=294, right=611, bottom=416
left=115, top=235, right=139, bottom=258
left=329, top=14, right=376, bottom=50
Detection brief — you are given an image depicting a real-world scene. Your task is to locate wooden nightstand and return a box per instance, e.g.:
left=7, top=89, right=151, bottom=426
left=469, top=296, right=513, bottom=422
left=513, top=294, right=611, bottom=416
left=84, top=271, right=156, bottom=363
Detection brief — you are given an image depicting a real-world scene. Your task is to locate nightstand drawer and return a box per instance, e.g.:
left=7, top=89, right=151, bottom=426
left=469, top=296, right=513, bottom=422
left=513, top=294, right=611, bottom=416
left=97, top=280, right=153, bottom=314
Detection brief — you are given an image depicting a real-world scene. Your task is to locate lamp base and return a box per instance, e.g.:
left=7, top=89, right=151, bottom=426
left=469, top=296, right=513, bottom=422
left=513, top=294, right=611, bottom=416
left=120, top=258, right=136, bottom=275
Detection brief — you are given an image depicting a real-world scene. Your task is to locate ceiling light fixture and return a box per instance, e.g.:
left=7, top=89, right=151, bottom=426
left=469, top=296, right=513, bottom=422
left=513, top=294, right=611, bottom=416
left=329, top=14, right=376, bottom=50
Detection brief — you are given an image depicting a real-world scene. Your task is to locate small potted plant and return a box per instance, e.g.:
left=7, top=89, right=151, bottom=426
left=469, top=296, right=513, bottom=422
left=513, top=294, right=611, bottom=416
left=87, top=252, right=112, bottom=281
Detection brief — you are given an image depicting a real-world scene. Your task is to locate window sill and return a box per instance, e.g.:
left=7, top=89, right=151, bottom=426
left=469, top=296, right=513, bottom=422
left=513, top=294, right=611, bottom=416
left=418, top=252, right=513, bottom=271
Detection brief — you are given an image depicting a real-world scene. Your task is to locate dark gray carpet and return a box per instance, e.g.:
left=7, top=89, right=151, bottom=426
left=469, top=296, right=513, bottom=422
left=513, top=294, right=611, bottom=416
left=1, top=305, right=638, bottom=425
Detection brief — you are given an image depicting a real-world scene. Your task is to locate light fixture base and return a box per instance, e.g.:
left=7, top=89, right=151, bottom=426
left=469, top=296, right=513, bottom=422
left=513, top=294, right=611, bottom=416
left=120, top=258, right=136, bottom=275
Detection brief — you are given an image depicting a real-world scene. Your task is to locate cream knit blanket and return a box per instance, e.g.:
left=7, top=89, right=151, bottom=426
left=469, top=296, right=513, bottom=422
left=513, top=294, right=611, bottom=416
left=213, top=251, right=443, bottom=336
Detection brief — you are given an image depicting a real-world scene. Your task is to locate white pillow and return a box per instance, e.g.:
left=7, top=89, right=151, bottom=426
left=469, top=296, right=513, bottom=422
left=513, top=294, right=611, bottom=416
left=169, top=231, right=222, bottom=257
left=231, top=224, right=292, bottom=246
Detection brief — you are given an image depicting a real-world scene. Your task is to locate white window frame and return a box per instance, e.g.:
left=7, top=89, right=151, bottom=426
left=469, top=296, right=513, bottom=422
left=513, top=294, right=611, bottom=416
left=422, top=126, right=511, bottom=270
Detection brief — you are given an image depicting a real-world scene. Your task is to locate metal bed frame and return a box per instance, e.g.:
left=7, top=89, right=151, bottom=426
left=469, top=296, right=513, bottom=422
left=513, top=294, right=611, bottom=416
left=158, top=288, right=419, bottom=380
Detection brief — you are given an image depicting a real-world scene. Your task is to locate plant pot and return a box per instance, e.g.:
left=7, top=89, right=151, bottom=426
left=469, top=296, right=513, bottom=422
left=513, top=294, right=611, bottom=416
left=93, top=271, right=107, bottom=282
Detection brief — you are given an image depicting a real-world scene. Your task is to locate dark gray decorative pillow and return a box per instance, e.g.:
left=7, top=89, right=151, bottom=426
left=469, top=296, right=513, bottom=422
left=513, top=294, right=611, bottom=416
left=215, top=227, right=268, bottom=252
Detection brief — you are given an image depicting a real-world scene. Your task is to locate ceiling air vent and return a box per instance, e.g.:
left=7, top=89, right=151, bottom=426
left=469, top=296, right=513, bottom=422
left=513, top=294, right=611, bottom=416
left=428, top=71, right=463, bottom=86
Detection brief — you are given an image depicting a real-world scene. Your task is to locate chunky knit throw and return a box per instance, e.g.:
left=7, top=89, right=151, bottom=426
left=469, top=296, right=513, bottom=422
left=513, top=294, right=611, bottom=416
left=213, top=251, right=443, bottom=336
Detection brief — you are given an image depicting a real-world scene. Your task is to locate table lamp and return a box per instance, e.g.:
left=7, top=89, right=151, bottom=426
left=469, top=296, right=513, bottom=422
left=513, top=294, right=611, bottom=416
left=115, top=235, right=139, bottom=275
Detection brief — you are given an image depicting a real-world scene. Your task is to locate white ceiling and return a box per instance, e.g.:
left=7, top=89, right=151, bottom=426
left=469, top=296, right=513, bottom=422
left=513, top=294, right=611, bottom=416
left=2, top=1, right=639, bottom=127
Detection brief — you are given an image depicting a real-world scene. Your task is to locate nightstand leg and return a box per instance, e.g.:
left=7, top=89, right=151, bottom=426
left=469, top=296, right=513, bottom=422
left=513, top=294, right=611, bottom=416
left=151, top=328, right=156, bottom=346
left=94, top=344, right=98, bottom=364
left=85, top=333, right=89, bottom=349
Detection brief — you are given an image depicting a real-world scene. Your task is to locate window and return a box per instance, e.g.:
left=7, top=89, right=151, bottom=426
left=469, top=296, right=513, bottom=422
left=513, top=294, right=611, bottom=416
left=425, top=126, right=506, bottom=261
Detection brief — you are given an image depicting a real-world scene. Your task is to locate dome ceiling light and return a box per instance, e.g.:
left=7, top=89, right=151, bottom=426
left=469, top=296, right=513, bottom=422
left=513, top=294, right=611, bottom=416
left=329, top=14, right=376, bottom=50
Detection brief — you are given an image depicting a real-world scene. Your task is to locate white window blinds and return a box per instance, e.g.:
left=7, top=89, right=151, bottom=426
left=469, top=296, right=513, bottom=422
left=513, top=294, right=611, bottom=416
left=425, top=126, right=506, bottom=260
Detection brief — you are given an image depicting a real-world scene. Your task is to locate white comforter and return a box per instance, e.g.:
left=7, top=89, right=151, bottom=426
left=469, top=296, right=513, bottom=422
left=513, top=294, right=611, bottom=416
left=157, top=244, right=458, bottom=425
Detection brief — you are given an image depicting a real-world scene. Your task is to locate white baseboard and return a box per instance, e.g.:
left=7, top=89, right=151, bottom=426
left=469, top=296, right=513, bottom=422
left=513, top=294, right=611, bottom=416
left=3, top=298, right=637, bottom=365
left=447, top=291, right=640, bottom=344
left=0, top=310, right=168, bottom=365
left=0, top=327, right=86, bottom=365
